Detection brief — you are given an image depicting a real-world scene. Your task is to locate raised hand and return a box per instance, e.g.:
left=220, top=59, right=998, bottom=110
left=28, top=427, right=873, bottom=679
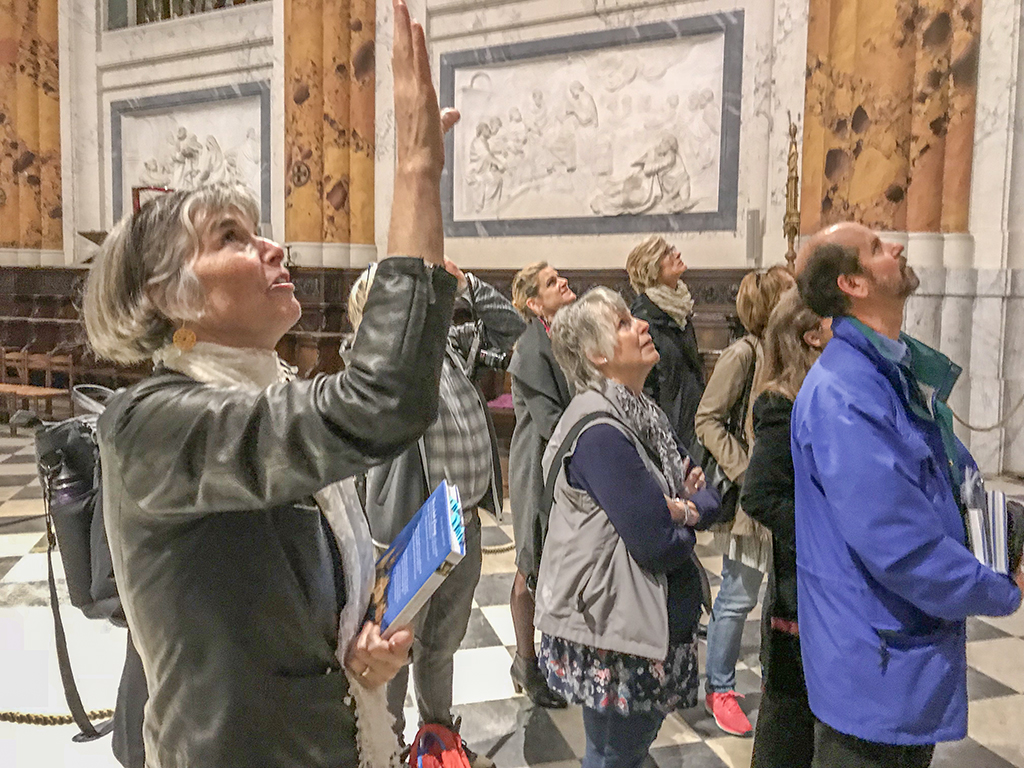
left=387, top=0, right=460, bottom=264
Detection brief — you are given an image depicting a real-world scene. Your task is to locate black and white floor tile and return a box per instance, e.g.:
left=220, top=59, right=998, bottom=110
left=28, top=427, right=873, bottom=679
left=0, top=433, right=1022, bottom=767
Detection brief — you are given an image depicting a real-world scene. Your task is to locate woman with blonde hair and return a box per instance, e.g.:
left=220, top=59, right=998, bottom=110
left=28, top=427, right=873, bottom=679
left=694, top=264, right=794, bottom=736
left=506, top=261, right=575, bottom=707
left=626, top=235, right=705, bottom=450
left=742, top=287, right=831, bottom=767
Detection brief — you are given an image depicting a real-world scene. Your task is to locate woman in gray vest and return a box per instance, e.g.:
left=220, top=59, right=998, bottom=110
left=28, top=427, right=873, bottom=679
left=81, top=4, right=458, bottom=766
left=536, top=287, right=722, bottom=768
left=506, top=261, right=576, bottom=708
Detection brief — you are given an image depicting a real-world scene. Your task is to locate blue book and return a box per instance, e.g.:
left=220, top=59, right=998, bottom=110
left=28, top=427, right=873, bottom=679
left=370, top=481, right=466, bottom=637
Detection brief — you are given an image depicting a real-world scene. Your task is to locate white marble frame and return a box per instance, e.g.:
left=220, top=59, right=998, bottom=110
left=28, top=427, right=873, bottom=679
left=438, top=12, right=744, bottom=238
left=110, top=82, right=272, bottom=222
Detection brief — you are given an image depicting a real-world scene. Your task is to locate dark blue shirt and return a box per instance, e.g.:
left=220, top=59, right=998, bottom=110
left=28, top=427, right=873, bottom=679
left=566, top=424, right=718, bottom=642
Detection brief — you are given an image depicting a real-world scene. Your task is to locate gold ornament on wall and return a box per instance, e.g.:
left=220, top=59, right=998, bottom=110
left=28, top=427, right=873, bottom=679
left=784, top=113, right=801, bottom=272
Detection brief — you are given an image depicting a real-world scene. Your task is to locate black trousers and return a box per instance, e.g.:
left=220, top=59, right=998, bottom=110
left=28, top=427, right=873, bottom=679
left=751, top=628, right=815, bottom=768
left=810, top=721, right=935, bottom=768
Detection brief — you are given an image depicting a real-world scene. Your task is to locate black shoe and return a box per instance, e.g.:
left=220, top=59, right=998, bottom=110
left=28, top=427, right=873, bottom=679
left=509, top=654, right=568, bottom=708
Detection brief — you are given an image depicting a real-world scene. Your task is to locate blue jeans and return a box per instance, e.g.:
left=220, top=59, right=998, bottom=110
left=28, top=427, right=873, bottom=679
left=705, top=554, right=764, bottom=693
left=582, top=706, right=665, bottom=768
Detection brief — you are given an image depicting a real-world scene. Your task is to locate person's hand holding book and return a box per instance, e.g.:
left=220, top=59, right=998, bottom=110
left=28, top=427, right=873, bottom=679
left=345, top=622, right=414, bottom=689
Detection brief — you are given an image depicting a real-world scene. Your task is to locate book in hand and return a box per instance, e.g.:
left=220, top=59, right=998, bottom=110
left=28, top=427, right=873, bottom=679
left=963, top=468, right=1009, bottom=575
left=370, top=480, right=466, bottom=638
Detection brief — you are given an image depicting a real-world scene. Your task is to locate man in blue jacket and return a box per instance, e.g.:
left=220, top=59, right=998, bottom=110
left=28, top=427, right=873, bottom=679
left=791, top=222, right=1023, bottom=768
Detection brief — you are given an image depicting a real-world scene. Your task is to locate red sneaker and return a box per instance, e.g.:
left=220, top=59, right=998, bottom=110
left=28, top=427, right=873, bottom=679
left=705, top=691, right=753, bottom=736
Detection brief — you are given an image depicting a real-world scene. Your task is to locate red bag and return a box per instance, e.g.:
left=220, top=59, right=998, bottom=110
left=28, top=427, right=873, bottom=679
left=408, top=723, right=471, bottom=768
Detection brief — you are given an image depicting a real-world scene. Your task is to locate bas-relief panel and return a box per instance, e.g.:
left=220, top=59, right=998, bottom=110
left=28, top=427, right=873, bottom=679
left=451, top=35, right=724, bottom=221
left=121, top=100, right=261, bottom=202
left=111, top=83, right=272, bottom=223
left=439, top=12, right=743, bottom=237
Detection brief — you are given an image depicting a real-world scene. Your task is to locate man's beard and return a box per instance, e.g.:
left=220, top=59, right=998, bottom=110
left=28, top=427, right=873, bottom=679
left=898, top=263, right=920, bottom=297
left=870, top=263, right=920, bottom=298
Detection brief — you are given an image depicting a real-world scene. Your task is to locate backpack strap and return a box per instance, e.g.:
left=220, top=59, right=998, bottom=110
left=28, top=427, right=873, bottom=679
left=541, top=412, right=609, bottom=513
left=43, top=499, right=113, bottom=741
left=541, top=410, right=715, bottom=617
left=41, top=391, right=116, bottom=742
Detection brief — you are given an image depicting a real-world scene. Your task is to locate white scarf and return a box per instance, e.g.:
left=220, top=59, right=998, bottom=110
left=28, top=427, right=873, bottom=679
left=154, top=341, right=401, bottom=768
left=644, top=281, right=695, bottom=330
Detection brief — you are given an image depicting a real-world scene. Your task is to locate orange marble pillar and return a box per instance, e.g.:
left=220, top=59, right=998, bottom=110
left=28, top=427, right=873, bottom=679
left=799, top=0, right=831, bottom=235
left=906, top=0, right=952, bottom=232
left=801, top=0, right=915, bottom=232
left=941, top=0, right=980, bottom=233
left=0, top=0, right=20, bottom=247
left=284, top=0, right=375, bottom=248
left=284, top=0, right=325, bottom=243
left=37, top=0, right=61, bottom=250
left=801, top=0, right=979, bottom=236
left=0, top=0, right=61, bottom=252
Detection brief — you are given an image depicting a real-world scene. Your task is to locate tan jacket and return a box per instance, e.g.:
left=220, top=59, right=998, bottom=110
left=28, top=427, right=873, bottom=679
left=694, top=334, right=767, bottom=540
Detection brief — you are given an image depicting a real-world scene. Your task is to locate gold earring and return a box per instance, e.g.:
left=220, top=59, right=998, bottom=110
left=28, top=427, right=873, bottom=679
left=172, top=322, right=196, bottom=352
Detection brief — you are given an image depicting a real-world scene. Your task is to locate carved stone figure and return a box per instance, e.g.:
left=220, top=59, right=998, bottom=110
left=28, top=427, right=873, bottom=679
left=467, top=122, right=506, bottom=212
left=590, top=135, right=694, bottom=216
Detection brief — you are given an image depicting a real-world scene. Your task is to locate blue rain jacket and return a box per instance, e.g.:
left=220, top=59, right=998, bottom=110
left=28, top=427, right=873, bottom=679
left=791, top=316, right=1020, bottom=745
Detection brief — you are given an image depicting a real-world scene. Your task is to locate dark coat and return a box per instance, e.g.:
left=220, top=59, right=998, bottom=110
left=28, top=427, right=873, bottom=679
left=98, top=258, right=456, bottom=768
left=507, top=318, right=573, bottom=579
left=364, top=273, right=525, bottom=543
left=630, top=293, right=705, bottom=450
left=740, top=390, right=797, bottom=622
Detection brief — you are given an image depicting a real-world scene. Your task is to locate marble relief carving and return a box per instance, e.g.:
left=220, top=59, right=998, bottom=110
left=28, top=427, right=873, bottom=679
left=440, top=13, right=743, bottom=237
left=120, top=98, right=262, bottom=210
left=111, top=84, right=271, bottom=222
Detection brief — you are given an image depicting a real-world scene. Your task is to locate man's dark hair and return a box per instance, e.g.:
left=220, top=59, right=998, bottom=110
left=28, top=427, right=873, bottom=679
left=797, top=242, right=862, bottom=317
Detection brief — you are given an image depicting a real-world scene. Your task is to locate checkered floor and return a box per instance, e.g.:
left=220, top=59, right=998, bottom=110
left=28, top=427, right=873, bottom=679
left=1, top=432, right=1023, bottom=768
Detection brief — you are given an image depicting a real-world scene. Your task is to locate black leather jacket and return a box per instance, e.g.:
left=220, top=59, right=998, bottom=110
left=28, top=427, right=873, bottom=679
left=97, top=258, right=456, bottom=768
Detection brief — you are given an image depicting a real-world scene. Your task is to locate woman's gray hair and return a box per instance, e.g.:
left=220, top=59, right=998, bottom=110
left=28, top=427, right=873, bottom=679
left=550, top=286, right=627, bottom=392
left=83, top=184, right=261, bottom=364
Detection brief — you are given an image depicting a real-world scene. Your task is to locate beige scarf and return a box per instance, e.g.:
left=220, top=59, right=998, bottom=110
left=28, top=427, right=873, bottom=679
left=644, top=281, right=695, bottom=330
left=154, top=341, right=401, bottom=768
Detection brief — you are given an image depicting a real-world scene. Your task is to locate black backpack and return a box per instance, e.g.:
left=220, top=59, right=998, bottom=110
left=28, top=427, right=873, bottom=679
left=33, top=384, right=121, bottom=740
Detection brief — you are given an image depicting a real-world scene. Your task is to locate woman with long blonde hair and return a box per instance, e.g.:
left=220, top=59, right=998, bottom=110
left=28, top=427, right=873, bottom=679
left=741, top=287, right=832, bottom=768
left=694, top=264, right=794, bottom=736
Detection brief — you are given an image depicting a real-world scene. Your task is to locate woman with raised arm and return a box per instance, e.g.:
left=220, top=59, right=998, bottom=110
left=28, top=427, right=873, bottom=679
left=82, top=3, right=458, bottom=766
left=506, top=261, right=575, bottom=708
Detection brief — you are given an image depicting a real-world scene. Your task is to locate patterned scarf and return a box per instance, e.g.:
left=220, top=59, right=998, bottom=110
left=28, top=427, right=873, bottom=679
left=645, top=281, right=695, bottom=330
left=604, top=380, right=687, bottom=497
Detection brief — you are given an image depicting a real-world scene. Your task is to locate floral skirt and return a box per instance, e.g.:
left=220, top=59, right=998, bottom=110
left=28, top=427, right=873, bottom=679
left=538, top=633, right=699, bottom=716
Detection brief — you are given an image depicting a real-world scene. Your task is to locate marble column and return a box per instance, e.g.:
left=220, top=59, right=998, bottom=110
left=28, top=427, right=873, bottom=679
left=800, top=0, right=915, bottom=234
left=801, top=0, right=980, bottom=237
left=906, top=0, right=951, bottom=233
left=940, top=0, right=981, bottom=236
left=0, top=0, right=62, bottom=258
left=800, top=0, right=1004, bottom=469
left=284, top=0, right=375, bottom=265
